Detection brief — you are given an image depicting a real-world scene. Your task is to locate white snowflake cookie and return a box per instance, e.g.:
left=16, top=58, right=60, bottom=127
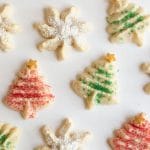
left=34, top=6, right=90, bottom=61
left=35, top=118, right=91, bottom=150
left=140, top=62, right=150, bottom=94
left=0, top=4, right=20, bottom=51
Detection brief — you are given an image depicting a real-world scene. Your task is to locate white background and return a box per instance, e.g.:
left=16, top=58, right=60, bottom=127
left=0, top=0, right=150, bottom=149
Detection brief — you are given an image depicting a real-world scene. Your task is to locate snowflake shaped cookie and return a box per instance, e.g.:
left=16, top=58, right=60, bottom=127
left=140, top=62, right=150, bottom=94
left=0, top=4, right=20, bottom=51
left=34, top=6, right=90, bottom=60
left=35, top=118, right=90, bottom=150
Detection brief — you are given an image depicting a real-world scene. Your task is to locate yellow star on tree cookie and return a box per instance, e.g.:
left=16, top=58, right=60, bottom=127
left=0, top=4, right=20, bottom=51
left=105, top=53, right=116, bottom=62
left=26, top=59, right=37, bottom=69
left=34, top=6, right=90, bottom=61
left=35, top=118, right=90, bottom=150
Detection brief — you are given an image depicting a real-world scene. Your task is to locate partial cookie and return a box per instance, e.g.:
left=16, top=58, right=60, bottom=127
left=4, top=59, right=54, bottom=119
left=109, top=113, right=150, bottom=150
left=35, top=118, right=91, bottom=150
left=34, top=6, right=90, bottom=61
left=71, top=53, right=118, bottom=109
left=107, top=0, right=150, bottom=46
left=0, top=123, right=20, bottom=150
left=0, top=4, right=20, bottom=51
left=140, top=62, right=150, bottom=94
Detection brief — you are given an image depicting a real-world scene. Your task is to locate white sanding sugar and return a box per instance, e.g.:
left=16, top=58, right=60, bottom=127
left=51, top=136, right=79, bottom=150
left=48, top=17, right=87, bottom=41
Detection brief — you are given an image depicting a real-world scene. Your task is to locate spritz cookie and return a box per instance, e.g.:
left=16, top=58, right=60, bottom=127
left=107, top=0, right=150, bottom=46
left=34, top=6, right=90, bottom=61
left=35, top=118, right=91, bottom=150
left=0, top=4, right=20, bottom=51
left=0, top=123, right=20, bottom=150
left=140, top=62, right=150, bottom=94
left=71, top=53, right=118, bottom=109
left=109, top=113, right=150, bottom=150
left=4, top=59, right=54, bottom=119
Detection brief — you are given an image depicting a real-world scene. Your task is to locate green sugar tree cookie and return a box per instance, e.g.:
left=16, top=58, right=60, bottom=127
left=0, top=123, right=20, bottom=150
left=107, top=0, right=150, bottom=46
left=71, top=53, right=118, bottom=109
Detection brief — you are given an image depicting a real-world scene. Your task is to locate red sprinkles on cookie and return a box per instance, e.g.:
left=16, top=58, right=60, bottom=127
left=4, top=59, right=54, bottom=119
left=109, top=113, right=150, bottom=150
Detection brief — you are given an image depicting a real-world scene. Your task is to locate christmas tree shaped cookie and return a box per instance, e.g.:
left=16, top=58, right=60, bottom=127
left=35, top=118, right=90, bottom=150
left=140, top=62, right=150, bottom=94
left=0, top=4, right=20, bottom=51
left=0, top=123, right=20, bottom=150
left=4, top=59, right=54, bottom=119
left=109, top=113, right=150, bottom=150
left=71, top=53, right=118, bottom=109
left=107, top=0, right=150, bottom=46
left=34, top=6, right=90, bottom=61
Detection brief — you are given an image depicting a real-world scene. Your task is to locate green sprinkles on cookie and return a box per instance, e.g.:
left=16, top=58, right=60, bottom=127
left=107, top=0, right=150, bottom=46
left=71, top=53, right=118, bottom=109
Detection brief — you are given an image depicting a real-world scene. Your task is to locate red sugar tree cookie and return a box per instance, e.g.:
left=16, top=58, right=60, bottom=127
left=109, top=113, right=150, bottom=150
left=4, top=59, right=54, bottom=119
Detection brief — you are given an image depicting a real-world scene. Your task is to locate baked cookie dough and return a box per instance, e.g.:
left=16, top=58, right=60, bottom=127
left=109, top=113, right=150, bottom=150
left=0, top=4, right=20, bottom=51
left=140, top=62, right=150, bottom=94
left=4, top=59, right=54, bottom=119
left=107, top=0, right=150, bottom=46
left=0, top=123, right=20, bottom=150
left=35, top=118, right=90, bottom=150
left=71, top=53, right=118, bottom=109
left=34, top=6, right=90, bottom=61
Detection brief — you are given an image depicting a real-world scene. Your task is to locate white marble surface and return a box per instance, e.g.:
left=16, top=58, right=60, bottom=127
left=0, top=0, right=150, bottom=149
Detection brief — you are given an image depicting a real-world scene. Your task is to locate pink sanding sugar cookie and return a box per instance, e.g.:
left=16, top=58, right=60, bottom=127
left=109, top=113, right=150, bottom=150
left=4, top=59, right=54, bottom=119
